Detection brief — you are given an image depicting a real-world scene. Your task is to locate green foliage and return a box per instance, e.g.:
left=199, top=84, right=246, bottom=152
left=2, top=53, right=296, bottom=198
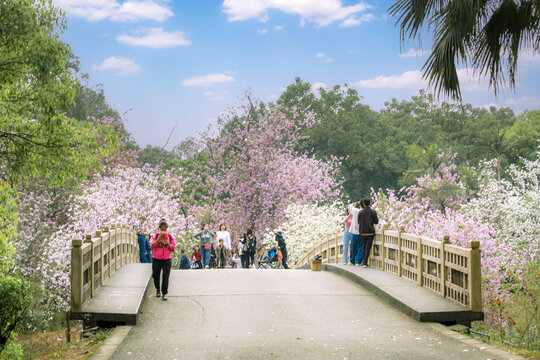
left=0, top=333, right=23, bottom=360
left=138, top=145, right=182, bottom=169
left=0, top=275, right=31, bottom=355
left=63, top=53, right=120, bottom=122
left=275, top=80, right=538, bottom=200
left=390, top=0, right=540, bottom=99
left=505, top=110, right=540, bottom=162
left=500, top=262, right=540, bottom=350
left=0, top=183, right=17, bottom=271
left=0, top=0, right=101, bottom=185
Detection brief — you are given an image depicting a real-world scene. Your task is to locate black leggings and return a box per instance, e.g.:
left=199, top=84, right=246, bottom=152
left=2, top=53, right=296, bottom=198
left=281, top=249, right=289, bottom=269
left=241, top=254, right=249, bottom=268
left=152, top=259, right=172, bottom=294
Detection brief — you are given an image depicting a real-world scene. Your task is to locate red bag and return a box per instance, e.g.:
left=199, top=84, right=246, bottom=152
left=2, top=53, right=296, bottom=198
left=204, top=243, right=211, bottom=250
left=277, top=250, right=283, bottom=260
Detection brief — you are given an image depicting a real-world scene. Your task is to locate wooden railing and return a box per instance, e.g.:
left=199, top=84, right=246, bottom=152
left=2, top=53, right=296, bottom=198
left=71, top=224, right=139, bottom=312
left=296, top=225, right=482, bottom=312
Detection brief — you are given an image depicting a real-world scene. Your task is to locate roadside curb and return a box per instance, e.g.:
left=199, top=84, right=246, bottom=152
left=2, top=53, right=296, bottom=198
left=427, top=323, right=526, bottom=360
left=90, top=325, right=133, bottom=360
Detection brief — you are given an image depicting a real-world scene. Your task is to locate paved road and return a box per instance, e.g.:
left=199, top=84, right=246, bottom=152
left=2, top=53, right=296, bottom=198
left=111, top=269, right=493, bottom=360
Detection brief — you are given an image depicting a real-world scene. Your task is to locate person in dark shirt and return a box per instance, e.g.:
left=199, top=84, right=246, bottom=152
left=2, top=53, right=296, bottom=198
left=179, top=249, right=191, bottom=270
left=275, top=231, right=289, bottom=269
left=357, top=198, right=379, bottom=268
left=241, top=229, right=257, bottom=268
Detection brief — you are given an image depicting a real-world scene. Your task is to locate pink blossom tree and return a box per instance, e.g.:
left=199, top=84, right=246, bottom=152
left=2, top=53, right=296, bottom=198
left=191, top=103, right=343, bottom=240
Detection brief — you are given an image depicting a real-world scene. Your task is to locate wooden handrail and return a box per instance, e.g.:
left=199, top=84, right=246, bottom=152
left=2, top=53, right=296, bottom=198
left=71, top=224, right=139, bottom=312
left=296, top=228, right=482, bottom=311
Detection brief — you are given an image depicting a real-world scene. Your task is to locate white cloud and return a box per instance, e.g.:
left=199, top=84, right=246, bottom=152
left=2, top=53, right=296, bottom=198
left=182, top=73, right=236, bottom=87
left=518, top=49, right=540, bottom=68
left=93, top=56, right=142, bottom=76
left=352, top=68, right=492, bottom=91
left=273, top=25, right=285, bottom=30
left=311, top=82, right=328, bottom=94
left=456, top=68, right=492, bottom=91
left=54, top=0, right=173, bottom=22
left=399, top=49, right=428, bottom=58
left=222, top=0, right=373, bottom=27
left=352, top=70, right=425, bottom=89
left=339, top=13, right=374, bottom=27
left=257, top=29, right=269, bottom=34
left=316, top=52, right=333, bottom=63
left=117, top=28, right=191, bottom=48
left=504, top=96, right=540, bottom=109
left=481, top=103, right=500, bottom=110
left=204, top=90, right=230, bottom=101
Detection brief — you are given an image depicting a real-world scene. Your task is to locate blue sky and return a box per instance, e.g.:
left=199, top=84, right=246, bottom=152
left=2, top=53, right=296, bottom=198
left=55, top=0, right=540, bottom=148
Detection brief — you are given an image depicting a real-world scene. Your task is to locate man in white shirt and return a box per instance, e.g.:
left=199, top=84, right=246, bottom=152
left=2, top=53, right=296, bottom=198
left=347, top=201, right=364, bottom=266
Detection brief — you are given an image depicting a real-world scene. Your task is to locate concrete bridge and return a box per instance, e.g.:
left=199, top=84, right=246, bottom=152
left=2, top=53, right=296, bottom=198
left=69, top=225, right=523, bottom=359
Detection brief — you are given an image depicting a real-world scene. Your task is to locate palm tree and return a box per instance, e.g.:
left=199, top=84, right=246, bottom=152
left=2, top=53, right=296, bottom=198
left=389, top=0, right=540, bottom=99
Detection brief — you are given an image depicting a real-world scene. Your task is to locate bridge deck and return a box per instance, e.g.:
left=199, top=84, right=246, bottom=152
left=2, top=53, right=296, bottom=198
left=107, top=269, right=503, bottom=360
left=322, top=263, right=483, bottom=324
left=71, top=263, right=152, bottom=325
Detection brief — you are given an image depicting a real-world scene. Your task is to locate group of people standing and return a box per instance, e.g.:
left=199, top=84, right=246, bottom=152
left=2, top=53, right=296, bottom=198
left=134, top=218, right=288, bottom=301
left=342, top=198, right=379, bottom=268
left=187, top=225, right=288, bottom=270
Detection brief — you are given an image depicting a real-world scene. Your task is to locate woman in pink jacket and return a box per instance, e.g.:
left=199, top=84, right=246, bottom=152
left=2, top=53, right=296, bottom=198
left=150, top=219, right=176, bottom=301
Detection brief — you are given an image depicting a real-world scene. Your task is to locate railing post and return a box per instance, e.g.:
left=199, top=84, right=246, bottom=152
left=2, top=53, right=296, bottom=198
left=440, top=235, right=450, bottom=297
left=71, top=239, right=83, bottom=312
left=117, top=224, right=123, bottom=267
left=335, top=233, right=339, bottom=263
left=113, top=225, right=119, bottom=271
left=130, top=226, right=135, bottom=263
left=85, top=234, right=94, bottom=296
left=381, top=224, right=388, bottom=270
left=398, top=226, right=404, bottom=277
left=103, top=226, right=110, bottom=280
left=416, top=235, right=423, bottom=286
left=468, top=240, right=482, bottom=312
left=96, top=231, right=103, bottom=286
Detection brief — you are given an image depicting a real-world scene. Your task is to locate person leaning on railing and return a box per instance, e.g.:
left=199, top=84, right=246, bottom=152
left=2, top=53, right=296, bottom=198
left=150, top=219, right=176, bottom=301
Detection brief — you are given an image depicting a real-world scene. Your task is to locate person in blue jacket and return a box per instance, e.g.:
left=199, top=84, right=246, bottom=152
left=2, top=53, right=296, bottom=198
left=179, top=249, right=191, bottom=270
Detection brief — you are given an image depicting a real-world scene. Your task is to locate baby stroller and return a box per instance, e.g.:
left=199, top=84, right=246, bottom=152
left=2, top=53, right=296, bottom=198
left=265, top=247, right=280, bottom=269
left=257, top=247, right=277, bottom=269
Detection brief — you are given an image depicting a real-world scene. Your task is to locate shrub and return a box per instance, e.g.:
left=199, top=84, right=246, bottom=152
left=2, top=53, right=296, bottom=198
left=0, top=275, right=31, bottom=355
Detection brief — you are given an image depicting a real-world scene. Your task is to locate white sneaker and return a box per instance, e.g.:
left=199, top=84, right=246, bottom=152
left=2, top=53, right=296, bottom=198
left=355, top=264, right=360, bottom=267
left=362, top=264, right=367, bottom=268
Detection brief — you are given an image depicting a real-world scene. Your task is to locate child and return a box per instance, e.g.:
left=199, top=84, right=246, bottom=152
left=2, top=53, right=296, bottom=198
left=208, top=244, right=217, bottom=269
left=215, top=239, right=229, bottom=269
left=191, top=245, right=202, bottom=270
left=231, top=252, right=242, bottom=269
left=179, top=249, right=191, bottom=270
left=257, top=247, right=270, bottom=269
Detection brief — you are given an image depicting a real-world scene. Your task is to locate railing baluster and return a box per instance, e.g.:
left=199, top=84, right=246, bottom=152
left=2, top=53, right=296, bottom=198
left=397, top=226, right=404, bottom=277
left=416, top=235, right=422, bottom=286
left=469, top=240, right=482, bottom=312
left=441, top=235, right=450, bottom=297
left=71, top=239, right=83, bottom=312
